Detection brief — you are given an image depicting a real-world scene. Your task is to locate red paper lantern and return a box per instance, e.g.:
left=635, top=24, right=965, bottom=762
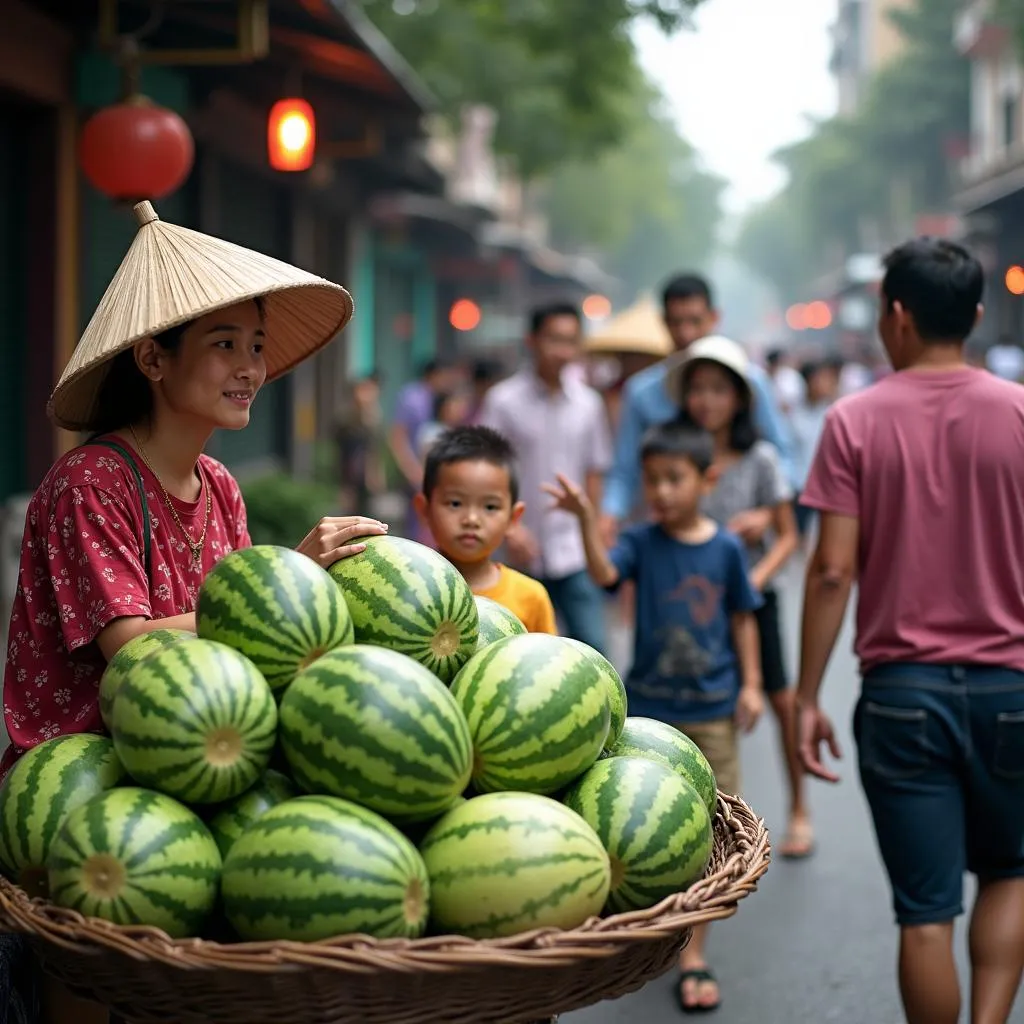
left=79, top=96, right=194, bottom=202
left=268, top=98, right=316, bottom=172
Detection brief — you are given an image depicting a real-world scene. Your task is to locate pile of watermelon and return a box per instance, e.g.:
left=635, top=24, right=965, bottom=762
left=0, top=535, right=718, bottom=945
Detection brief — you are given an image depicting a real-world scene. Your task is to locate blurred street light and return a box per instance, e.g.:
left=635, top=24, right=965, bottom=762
left=449, top=298, right=482, bottom=332
left=1005, top=265, right=1024, bottom=296
left=582, top=294, right=612, bottom=320
left=268, top=99, right=316, bottom=172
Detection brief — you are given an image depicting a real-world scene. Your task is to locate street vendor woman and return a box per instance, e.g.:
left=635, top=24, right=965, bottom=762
left=3, top=200, right=386, bottom=781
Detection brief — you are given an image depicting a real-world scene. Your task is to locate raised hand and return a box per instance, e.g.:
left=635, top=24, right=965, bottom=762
left=540, top=474, right=593, bottom=519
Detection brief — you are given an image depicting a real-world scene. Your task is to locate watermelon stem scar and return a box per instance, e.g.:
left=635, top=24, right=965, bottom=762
left=82, top=854, right=127, bottom=899
left=205, top=727, right=244, bottom=766
left=404, top=877, right=426, bottom=924
left=432, top=623, right=461, bottom=658
left=298, top=647, right=326, bottom=671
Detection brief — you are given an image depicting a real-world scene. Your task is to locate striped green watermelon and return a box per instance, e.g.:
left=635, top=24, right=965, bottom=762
left=196, top=545, right=354, bottom=693
left=46, top=787, right=221, bottom=939
left=562, top=638, right=628, bottom=747
left=111, top=639, right=277, bottom=805
left=449, top=634, right=610, bottom=794
left=207, top=769, right=297, bottom=858
left=328, top=535, right=478, bottom=683
left=396, top=795, right=467, bottom=846
left=604, top=717, right=717, bottom=813
left=420, top=791, right=610, bottom=938
left=562, top=756, right=713, bottom=913
left=0, top=735, right=125, bottom=897
left=99, top=628, right=196, bottom=729
left=474, top=595, right=526, bottom=650
left=221, top=795, right=430, bottom=942
left=279, top=645, right=472, bottom=820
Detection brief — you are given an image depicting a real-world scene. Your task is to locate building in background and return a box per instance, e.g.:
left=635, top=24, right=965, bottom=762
left=952, top=0, right=1024, bottom=344
left=0, top=0, right=611, bottom=638
left=832, top=0, right=913, bottom=114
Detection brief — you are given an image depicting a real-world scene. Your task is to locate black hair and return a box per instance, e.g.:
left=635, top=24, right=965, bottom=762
left=639, top=421, right=715, bottom=473
left=881, top=237, right=983, bottom=342
left=422, top=425, right=519, bottom=503
left=431, top=389, right=468, bottom=422
left=674, top=359, right=758, bottom=454
left=529, top=302, right=581, bottom=336
left=471, top=357, right=503, bottom=384
left=765, top=348, right=784, bottom=368
left=661, top=273, right=714, bottom=310
left=800, top=357, right=843, bottom=386
left=90, top=298, right=266, bottom=434
left=419, top=356, right=454, bottom=379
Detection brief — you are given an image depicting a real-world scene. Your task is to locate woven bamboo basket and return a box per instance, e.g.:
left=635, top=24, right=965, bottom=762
left=0, top=793, right=769, bottom=1024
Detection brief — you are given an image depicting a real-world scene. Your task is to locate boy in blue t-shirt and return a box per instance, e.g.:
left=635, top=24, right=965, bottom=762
left=544, top=420, right=763, bottom=1014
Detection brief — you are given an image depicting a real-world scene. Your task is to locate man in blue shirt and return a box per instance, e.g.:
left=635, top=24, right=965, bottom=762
left=599, top=274, right=793, bottom=541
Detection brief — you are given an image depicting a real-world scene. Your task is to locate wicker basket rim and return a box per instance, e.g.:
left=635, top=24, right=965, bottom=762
left=1, top=793, right=770, bottom=973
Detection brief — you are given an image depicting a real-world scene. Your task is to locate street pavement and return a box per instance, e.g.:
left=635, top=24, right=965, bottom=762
left=564, top=556, right=1024, bottom=1024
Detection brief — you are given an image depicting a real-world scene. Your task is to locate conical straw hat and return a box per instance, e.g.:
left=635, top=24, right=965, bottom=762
left=584, top=294, right=672, bottom=358
left=49, top=200, right=354, bottom=431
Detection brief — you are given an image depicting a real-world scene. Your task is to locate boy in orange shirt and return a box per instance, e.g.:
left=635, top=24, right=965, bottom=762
left=415, top=426, right=557, bottom=633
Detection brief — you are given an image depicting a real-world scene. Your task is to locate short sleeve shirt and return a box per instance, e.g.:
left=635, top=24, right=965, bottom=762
left=609, top=524, right=761, bottom=723
left=801, top=368, right=1024, bottom=674
left=478, top=368, right=613, bottom=578
left=3, top=438, right=250, bottom=762
left=702, top=441, right=792, bottom=568
left=474, top=565, right=557, bottom=634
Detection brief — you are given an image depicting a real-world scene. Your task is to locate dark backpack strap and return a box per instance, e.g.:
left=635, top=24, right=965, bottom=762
left=83, top=436, right=152, bottom=581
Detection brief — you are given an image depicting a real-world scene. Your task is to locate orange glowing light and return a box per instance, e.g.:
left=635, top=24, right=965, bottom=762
left=268, top=99, right=316, bottom=172
left=785, top=303, right=807, bottom=331
left=1006, top=265, right=1024, bottom=295
left=582, top=294, right=612, bottom=319
left=804, top=301, right=833, bottom=330
left=449, top=298, right=482, bottom=332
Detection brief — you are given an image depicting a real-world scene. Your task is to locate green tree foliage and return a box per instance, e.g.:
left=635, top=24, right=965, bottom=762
left=542, top=79, right=724, bottom=296
left=356, top=0, right=705, bottom=177
left=735, top=0, right=968, bottom=304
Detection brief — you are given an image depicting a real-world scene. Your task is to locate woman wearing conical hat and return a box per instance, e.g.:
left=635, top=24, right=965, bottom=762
left=2, top=201, right=386, bottom=777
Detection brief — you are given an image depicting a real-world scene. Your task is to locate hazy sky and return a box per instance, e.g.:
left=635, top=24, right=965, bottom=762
left=634, top=0, right=838, bottom=214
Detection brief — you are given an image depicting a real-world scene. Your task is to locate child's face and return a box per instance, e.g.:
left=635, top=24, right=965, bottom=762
left=416, top=459, right=522, bottom=564
left=641, top=453, right=709, bottom=526
left=684, top=362, right=743, bottom=435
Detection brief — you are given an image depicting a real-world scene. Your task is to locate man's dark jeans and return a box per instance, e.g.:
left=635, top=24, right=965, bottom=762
left=856, top=662, right=1024, bottom=925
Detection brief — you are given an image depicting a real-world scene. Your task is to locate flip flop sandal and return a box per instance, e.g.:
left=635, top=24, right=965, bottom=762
left=678, top=968, right=720, bottom=1014
left=779, top=823, right=816, bottom=859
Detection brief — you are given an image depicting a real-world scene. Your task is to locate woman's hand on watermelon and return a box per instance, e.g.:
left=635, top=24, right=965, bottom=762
left=297, top=515, right=389, bottom=568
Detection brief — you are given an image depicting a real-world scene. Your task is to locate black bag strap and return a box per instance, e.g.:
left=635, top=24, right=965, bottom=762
left=83, top=436, right=152, bottom=581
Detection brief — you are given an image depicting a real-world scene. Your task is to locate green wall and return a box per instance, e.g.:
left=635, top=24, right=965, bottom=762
left=356, top=233, right=437, bottom=414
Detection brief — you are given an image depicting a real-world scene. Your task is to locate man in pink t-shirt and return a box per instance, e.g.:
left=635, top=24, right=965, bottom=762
left=796, top=237, right=1024, bottom=1024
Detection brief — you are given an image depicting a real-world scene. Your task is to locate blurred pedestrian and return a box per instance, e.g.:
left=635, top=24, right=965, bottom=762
left=668, top=337, right=806, bottom=860
left=789, top=358, right=841, bottom=541
left=388, top=357, right=461, bottom=542
left=599, top=273, right=793, bottom=548
left=797, top=238, right=1024, bottom=1024
left=416, top=389, right=473, bottom=460
left=478, top=302, right=612, bottom=652
left=335, top=372, right=385, bottom=514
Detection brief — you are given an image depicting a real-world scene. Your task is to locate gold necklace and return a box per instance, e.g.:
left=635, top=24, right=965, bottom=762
left=129, top=425, right=212, bottom=569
